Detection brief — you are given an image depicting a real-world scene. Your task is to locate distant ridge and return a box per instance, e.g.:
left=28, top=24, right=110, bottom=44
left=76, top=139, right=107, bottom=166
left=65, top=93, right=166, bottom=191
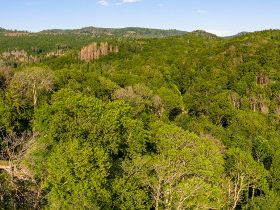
left=0, top=27, right=7, bottom=32
left=1, top=26, right=277, bottom=38
left=190, top=30, right=218, bottom=39
left=224, top=31, right=248, bottom=38
left=0, top=27, right=28, bottom=33
left=39, top=26, right=188, bottom=38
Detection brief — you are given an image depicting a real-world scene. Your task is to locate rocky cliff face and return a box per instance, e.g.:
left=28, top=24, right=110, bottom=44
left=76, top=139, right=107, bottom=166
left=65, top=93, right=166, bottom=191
left=46, top=49, right=65, bottom=57
left=1, top=50, right=38, bottom=63
left=80, top=42, right=119, bottom=61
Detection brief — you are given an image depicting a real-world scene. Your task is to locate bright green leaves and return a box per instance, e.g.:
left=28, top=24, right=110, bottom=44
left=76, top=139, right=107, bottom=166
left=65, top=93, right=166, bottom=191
left=33, top=89, right=149, bottom=208
left=35, top=88, right=103, bottom=145
left=46, top=139, right=111, bottom=209
left=2, top=30, right=280, bottom=209
left=119, top=121, right=226, bottom=210
left=112, top=175, right=151, bottom=210
left=1, top=67, right=54, bottom=133
left=226, top=148, right=269, bottom=209
left=34, top=91, right=228, bottom=209
left=35, top=88, right=141, bottom=155
left=157, top=86, right=184, bottom=121
left=271, top=150, right=280, bottom=193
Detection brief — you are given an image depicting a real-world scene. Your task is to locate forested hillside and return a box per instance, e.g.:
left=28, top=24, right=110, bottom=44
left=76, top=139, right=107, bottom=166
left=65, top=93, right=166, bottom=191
left=0, top=28, right=280, bottom=209
left=40, top=27, right=187, bottom=38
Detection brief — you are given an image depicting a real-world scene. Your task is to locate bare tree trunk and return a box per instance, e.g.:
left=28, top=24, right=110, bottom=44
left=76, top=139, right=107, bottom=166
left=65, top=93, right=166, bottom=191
left=230, top=175, right=244, bottom=210
left=32, top=83, right=37, bottom=110
left=154, top=181, right=162, bottom=210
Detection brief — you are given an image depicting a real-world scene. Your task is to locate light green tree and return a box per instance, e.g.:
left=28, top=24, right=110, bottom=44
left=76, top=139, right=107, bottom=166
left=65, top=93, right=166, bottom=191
left=118, top=121, right=226, bottom=210
left=225, top=148, right=269, bottom=209
left=31, top=89, right=149, bottom=209
left=8, top=67, right=54, bottom=110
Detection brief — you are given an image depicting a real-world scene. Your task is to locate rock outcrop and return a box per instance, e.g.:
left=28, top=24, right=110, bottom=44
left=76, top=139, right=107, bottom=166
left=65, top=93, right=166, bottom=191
left=80, top=42, right=119, bottom=61
left=1, top=50, right=38, bottom=63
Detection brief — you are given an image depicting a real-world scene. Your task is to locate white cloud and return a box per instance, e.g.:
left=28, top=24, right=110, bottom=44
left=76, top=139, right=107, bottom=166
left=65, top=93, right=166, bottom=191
left=116, top=0, right=141, bottom=5
left=196, top=9, right=208, bottom=14
left=97, top=0, right=109, bottom=6
left=97, top=0, right=141, bottom=6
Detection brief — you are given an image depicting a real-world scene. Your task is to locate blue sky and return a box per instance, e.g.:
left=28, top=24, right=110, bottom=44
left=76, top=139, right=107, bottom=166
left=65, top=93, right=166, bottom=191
left=0, top=0, right=279, bottom=36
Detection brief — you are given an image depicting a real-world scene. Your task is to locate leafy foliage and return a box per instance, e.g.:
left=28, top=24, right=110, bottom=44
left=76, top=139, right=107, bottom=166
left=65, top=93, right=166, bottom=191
left=1, top=29, right=280, bottom=209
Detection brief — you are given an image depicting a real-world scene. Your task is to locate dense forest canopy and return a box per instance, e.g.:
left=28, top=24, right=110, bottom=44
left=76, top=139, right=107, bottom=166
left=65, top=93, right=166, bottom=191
left=0, top=27, right=280, bottom=209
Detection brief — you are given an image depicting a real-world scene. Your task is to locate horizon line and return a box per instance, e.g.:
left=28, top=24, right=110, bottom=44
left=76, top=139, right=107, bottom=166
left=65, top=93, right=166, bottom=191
left=1, top=26, right=280, bottom=37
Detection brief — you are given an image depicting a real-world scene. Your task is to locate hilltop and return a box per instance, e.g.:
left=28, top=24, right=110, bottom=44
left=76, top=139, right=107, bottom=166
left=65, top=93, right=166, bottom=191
left=39, top=26, right=188, bottom=38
